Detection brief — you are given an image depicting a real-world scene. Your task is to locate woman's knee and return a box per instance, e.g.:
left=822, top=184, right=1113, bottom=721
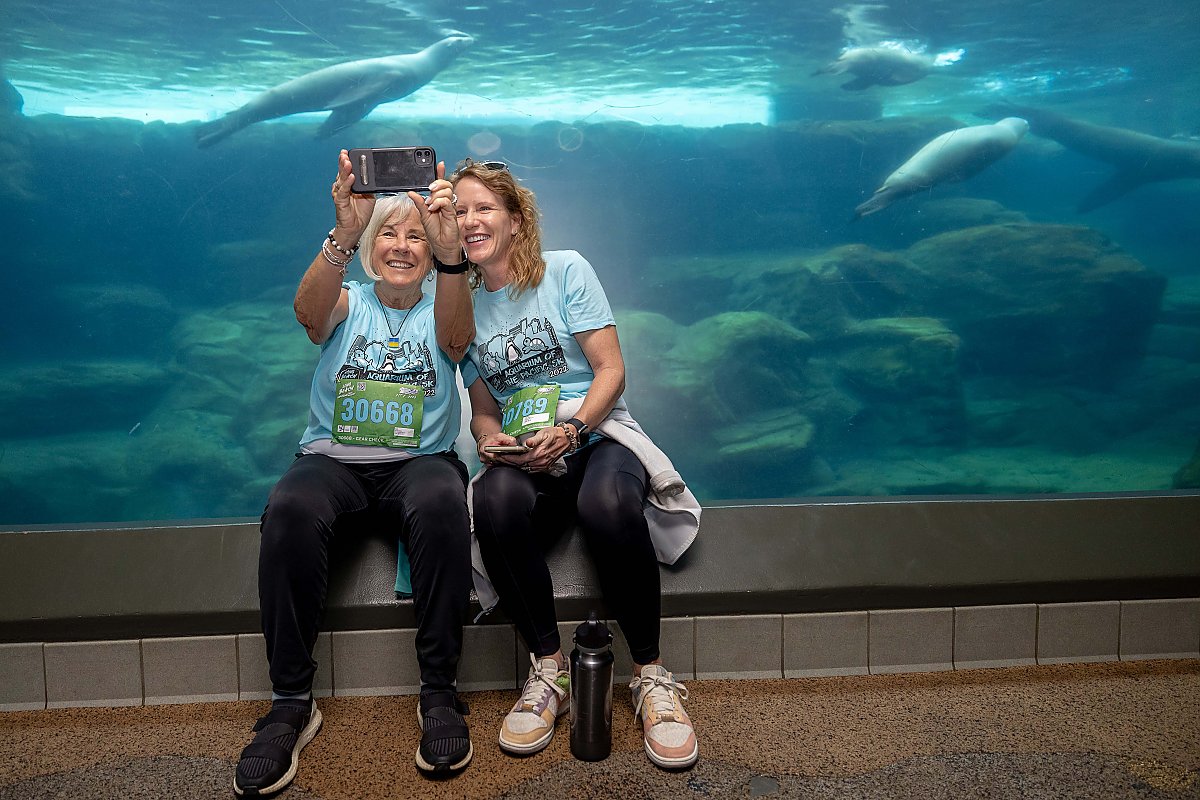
left=471, top=466, right=536, bottom=544
left=405, top=468, right=468, bottom=518
left=474, top=466, right=536, bottom=516
left=260, top=482, right=336, bottom=557
left=576, top=467, right=645, bottom=525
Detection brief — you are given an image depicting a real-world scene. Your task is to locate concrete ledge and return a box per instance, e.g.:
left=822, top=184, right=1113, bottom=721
left=2, top=492, right=1199, bottom=643
left=5, top=601, right=1199, bottom=710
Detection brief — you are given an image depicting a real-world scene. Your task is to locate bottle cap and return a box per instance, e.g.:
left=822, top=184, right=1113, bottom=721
left=573, top=611, right=612, bottom=649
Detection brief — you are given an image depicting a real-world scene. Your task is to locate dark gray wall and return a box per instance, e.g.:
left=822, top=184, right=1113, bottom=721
left=3, top=493, right=1198, bottom=643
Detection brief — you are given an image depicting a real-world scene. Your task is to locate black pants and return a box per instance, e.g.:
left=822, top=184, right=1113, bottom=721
left=471, top=439, right=661, bottom=664
left=259, top=451, right=471, bottom=695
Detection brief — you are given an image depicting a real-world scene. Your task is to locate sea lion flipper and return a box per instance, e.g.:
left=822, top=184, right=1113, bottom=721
left=853, top=186, right=901, bottom=218
left=1077, top=171, right=1143, bottom=213
left=317, top=103, right=375, bottom=138
left=195, top=114, right=242, bottom=149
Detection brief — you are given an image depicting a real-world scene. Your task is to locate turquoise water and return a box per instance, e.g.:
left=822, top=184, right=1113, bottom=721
left=1, top=0, right=1199, bottom=524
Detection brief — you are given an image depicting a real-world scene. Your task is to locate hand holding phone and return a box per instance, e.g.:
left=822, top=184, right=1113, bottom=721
left=349, top=147, right=437, bottom=193
left=483, top=444, right=531, bottom=454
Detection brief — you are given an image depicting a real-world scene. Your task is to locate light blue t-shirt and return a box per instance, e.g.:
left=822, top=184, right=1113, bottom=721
left=300, top=281, right=461, bottom=458
left=461, top=250, right=615, bottom=402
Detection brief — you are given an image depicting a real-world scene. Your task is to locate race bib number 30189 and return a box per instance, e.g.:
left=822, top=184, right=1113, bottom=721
left=333, top=379, right=423, bottom=448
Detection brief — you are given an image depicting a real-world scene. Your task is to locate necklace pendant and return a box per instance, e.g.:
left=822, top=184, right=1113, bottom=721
left=387, top=336, right=400, bottom=349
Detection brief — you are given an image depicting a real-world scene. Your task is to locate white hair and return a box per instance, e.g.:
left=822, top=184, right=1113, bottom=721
left=357, top=194, right=419, bottom=281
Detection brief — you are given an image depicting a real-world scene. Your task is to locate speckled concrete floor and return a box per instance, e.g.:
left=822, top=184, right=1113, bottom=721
left=2, top=660, right=1198, bottom=800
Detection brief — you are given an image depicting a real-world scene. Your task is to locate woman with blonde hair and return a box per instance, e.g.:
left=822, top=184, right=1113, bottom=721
left=451, top=159, right=700, bottom=769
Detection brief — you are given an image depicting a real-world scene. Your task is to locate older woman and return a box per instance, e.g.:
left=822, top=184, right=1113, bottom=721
left=235, top=150, right=475, bottom=796
left=451, top=159, right=699, bottom=769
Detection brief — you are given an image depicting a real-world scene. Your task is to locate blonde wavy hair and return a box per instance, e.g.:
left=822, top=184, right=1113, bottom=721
left=450, top=160, right=545, bottom=298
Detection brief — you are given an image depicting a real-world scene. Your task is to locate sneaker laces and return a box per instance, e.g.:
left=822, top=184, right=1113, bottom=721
left=630, top=671, right=689, bottom=720
left=519, top=654, right=567, bottom=708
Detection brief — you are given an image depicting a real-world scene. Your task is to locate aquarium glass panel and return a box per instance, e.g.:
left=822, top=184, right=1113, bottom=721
left=2, top=0, right=1199, bottom=525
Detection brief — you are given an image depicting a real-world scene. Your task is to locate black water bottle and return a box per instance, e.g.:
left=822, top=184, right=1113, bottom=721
left=569, top=612, right=614, bottom=761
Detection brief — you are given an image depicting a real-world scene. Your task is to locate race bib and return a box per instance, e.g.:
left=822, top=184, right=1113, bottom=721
left=332, top=379, right=424, bottom=448
left=500, top=384, right=560, bottom=438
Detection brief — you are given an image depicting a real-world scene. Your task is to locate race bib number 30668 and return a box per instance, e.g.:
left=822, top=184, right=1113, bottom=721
left=333, top=379, right=423, bottom=448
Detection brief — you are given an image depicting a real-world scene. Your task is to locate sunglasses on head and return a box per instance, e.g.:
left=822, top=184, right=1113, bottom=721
left=453, top=157, right=509, bottom=173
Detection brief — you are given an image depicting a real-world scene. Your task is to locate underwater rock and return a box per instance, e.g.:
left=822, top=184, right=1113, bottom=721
left=802, top=245, right=923, bottom=324
left=904, top=223, right=1166, bottom=385
left=1145, top=278, right=1200, bottom=362
left=168, top=298, right=314, bottom=471
left=1173, top=440, right=1200, bottom=488
left=48, top=283, right=177, bottom=357
left=0, top=360, right=170, bottom=439
left=704, top=408, right=820, bottom=498
left=1159, top=276, right=1200, bottom=328
left=963, top=378, right=1118, bottom=453
left=616, top=309, right=819, bottom=494
left=832, top=317, right=966, bottom=445
left=893, top=198, right=1029, bottom=241
left=0, top=431, right=141, bottom=523
left=614, top=310, right=684, bottom=394
left=0, top=294, right=323, bottom=524
left=667, top=311, right=814, bottom=393
left=714, top=408, right=815, bottom=457
left=123, top=408, right=263, bottom=518
left=639, top=245, right=920, bottom=342
left=1145, top=324, right=1200, bottom=362
left=635, top=254, right=767, bottom=323
left=835, top=317, right=961, bottom=393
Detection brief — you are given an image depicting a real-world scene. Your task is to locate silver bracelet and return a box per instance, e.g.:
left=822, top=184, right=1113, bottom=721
left=320, top=239, right=349, bottom=276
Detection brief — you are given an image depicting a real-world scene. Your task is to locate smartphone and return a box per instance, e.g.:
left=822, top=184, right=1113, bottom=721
left=483, top=445, right=530, bottom=454
left=349, top=146, right=437, bottom=194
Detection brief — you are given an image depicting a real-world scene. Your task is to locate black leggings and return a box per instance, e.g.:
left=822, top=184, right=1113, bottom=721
left=471, top=439, right=661, bottom=664
left=258, top=451, right=471, bottom=695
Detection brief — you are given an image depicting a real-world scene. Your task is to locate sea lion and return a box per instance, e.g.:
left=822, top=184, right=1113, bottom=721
left=195, top=33, right=472, bottom=147
left=854, top=117, right=1029, bottom=219
left=984, top=103, right=1200, bottom=211
left=815, top=46, right=934, bottom=90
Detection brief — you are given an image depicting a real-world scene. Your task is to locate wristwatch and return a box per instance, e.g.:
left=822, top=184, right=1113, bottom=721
left=564, top=417, right=590, bottom=449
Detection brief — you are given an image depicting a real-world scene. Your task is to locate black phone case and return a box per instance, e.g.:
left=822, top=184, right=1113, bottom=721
left=349, top=147, right=437, bottom=194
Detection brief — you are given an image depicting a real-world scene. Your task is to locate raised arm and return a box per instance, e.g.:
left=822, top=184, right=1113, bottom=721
left=409, top=161, right=474, bottom=361
left=295, top=150, right=375, bottom=344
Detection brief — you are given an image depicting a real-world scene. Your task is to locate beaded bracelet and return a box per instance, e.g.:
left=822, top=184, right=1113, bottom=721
left=556, top=422, right=580, bottom=453
left=327, top=229, right=360, bottom=257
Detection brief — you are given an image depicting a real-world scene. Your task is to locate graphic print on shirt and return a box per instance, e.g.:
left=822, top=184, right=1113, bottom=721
left=336, top=333, right=437, bottom=395
left=479, top=316, right=568, bottom=393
